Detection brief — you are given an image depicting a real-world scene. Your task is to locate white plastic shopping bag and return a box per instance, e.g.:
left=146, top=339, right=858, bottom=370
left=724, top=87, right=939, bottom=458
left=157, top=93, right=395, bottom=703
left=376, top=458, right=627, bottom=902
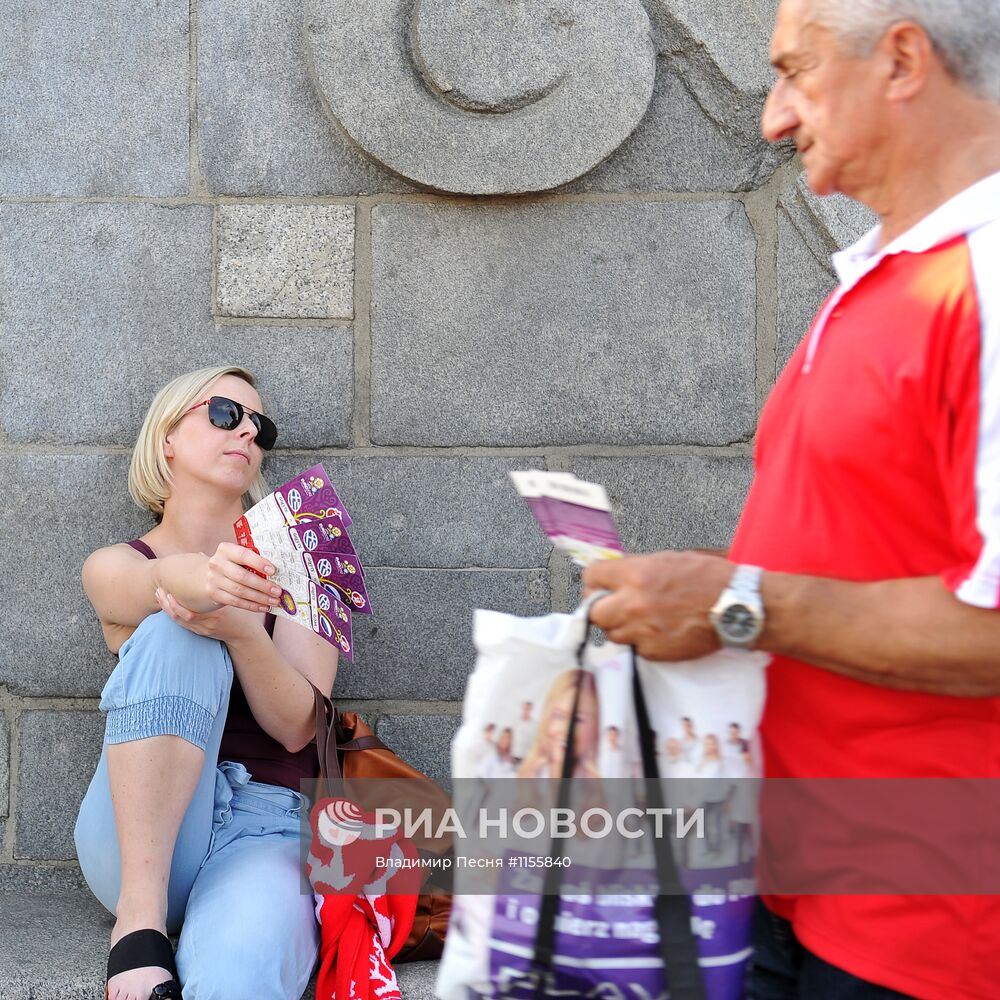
left=436, top=597, right=768, bottom=1000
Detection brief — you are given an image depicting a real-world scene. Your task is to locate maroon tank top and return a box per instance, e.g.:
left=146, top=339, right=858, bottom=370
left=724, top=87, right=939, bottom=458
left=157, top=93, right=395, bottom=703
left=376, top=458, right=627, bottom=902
left=125, top=538, right=319, bottom=791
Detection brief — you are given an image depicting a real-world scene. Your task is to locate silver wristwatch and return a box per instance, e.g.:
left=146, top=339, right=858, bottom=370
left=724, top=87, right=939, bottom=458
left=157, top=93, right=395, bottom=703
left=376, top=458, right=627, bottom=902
left=709, top=565, right=765, bottom=649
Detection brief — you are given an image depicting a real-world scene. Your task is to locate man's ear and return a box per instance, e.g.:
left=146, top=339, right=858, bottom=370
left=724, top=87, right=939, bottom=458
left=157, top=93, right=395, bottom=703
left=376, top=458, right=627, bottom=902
left=882, top=20, right=934, bottom=101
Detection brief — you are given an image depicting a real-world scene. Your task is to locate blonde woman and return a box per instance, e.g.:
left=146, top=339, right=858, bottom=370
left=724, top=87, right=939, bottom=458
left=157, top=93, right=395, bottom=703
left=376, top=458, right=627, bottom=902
left=517, top=670, right=601, bottom=780
left=73, top=366, right=339, bottom=1000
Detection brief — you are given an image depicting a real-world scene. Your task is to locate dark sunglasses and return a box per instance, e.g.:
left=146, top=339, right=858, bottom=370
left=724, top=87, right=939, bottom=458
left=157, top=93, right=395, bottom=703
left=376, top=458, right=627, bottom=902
left=182, top=396, right=278, bottom=451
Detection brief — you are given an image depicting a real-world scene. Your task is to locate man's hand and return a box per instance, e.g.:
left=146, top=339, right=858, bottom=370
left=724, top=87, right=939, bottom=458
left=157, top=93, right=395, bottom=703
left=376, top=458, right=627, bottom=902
left=153, top=587, right=266, bottom=646
left=582, top=551, right=734, bottom=661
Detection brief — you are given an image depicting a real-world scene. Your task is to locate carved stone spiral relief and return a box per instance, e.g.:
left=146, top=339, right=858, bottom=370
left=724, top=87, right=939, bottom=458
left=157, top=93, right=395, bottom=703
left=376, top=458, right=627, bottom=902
left=305, top=0, right=657, bottom=194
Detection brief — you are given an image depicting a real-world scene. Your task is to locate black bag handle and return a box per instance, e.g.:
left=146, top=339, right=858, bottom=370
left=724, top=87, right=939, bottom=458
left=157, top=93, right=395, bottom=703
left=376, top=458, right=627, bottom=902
left=631, top=649, right=707, bottom=1000
left=526, top=620, right=707, bottom=1000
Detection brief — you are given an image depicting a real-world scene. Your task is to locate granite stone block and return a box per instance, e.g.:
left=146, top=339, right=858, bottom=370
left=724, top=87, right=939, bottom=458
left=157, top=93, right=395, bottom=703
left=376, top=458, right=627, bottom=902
left=217, top=205, right=355, bottom=319
left=16, top=710, right=105, bottom=861
left=776, top=210, right=836, bottom=373
left=375, top=715, right=462, bottom=791
left=264, top=455, right=550, bottom=568
left=199, top=0, right=413, bottom=195
left=0, top=864, right=89, bottom=893
left=0, top=1, right=188, bottom=196
left=337, top=569, right=550, bottom=701
left=775, top=175, right=874, bottom=373
left=570, top=58, right=788, bottom=194
left=0, top=203, right=353, bottom=447
left=0, top=890, right=114, bottom=998
left=306, top=0, right=656, bottom=194
left=650, top=0, right=782, bottom=147
left=791, top=173, right=877, bottom=253
left=0, top=709, right=8, bottom=823
left=370, top=201, right=758, bottom=447
left=570, top=456, right=754, bottom=554
left=0, top=455, right=148, bottom=697
left=666, top=0, right=779, bottom=96
left=0, top=886, right=437, bottom=998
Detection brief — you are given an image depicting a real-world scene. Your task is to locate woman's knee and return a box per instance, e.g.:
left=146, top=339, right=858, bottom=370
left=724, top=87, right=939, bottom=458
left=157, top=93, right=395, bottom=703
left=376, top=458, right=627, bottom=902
left=121, top=611, right=228, bottom=664
left=99, top=611, right=233, bottom=750
left=178, top=922, right=318, bottom=1000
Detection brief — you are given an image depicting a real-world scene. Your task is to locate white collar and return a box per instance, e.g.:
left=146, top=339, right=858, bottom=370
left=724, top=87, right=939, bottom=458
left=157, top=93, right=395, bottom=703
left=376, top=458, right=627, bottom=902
left=832, top=169, right=1000, bottom=288
left=800, top=170, right=1000, bottom=375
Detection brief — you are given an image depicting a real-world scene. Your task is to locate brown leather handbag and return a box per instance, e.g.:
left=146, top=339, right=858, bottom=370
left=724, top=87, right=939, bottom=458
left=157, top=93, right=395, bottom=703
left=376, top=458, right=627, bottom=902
left=309, top=681, right=453, bottom=963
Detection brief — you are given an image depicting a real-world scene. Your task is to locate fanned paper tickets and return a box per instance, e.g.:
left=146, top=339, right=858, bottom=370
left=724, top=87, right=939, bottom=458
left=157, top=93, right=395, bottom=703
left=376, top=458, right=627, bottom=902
left=234, top=464, right=369, bottom=660
left=509, top=471, right=625, bottom=567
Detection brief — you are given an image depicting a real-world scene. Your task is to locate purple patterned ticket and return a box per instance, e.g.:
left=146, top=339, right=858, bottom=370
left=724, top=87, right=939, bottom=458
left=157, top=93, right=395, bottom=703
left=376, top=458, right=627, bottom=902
left=235, top=464, right=364, bottom=656
left=285, top=516, right=362, bottom=566
left=272, top=463, right=352, bottom=527
left=237, top=514, right=362, bottom=572
left=270, top=572, right=354, bottom=660
left=509, top=471, right=625, bottom=567
left=301, top=551, right=372, bottom=614
left=236, top=510, right=371, bottom=614
left=508, top=471, right=555, bottom=536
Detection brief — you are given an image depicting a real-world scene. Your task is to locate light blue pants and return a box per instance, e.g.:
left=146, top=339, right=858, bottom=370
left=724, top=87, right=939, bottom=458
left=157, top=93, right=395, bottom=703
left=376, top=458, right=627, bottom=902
left=73, top=610, right=320, bottom=1000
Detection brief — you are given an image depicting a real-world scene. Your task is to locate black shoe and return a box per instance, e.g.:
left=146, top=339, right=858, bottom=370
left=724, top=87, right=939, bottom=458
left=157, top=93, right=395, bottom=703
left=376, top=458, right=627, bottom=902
left=106, top=928, right=183, bottom=1000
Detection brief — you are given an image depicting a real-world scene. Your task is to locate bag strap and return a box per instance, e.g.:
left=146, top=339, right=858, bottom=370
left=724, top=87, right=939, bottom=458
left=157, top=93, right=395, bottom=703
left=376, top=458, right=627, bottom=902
left=312, top=681, right=341, bottom=783
left=529, top=671, right=585, bottom=987
left=631, top=650, right=707, bottom=1000
left=339, top=735, right=390, bottom=752
left=527, top=615, right=592, bottom=984
left=527, top=620, right=707, bottom=1000
left=311, top=682, right=394, bottom=790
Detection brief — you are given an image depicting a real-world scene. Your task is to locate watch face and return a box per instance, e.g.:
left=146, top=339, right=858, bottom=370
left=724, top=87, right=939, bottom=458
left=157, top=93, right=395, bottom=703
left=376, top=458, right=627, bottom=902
left=720, top=604, right=759, bottom=641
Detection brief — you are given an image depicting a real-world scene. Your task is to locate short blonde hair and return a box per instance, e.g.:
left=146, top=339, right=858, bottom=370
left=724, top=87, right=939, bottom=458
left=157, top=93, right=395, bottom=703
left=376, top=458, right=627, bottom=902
left=128, top=366, right=271, bottom=522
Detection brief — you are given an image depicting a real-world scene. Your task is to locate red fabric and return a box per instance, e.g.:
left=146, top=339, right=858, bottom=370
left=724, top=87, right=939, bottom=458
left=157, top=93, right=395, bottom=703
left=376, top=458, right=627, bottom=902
left=730, top=199, right=1000, bottom=999
left=307, top=797, right=419, bottom=1000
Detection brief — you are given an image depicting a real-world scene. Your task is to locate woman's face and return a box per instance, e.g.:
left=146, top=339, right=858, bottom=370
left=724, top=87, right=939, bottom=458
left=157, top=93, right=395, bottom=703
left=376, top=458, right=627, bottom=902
left=704, top=734, right=720, bottom=757
left=165, top=374, right=266, bottom=494
left=544, top=680, right=599, bottom=772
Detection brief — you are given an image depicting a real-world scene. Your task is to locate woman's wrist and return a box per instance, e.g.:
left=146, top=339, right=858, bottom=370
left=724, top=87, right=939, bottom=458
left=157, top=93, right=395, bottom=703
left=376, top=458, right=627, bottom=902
left=224, top=616, right=270, bottom=654
left=152, top=553, right=217, bottom=612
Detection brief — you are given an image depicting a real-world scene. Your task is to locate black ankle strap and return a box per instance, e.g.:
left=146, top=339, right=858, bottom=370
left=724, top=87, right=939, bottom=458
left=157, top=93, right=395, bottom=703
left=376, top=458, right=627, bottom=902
left=107, top=928, right=178, bottom=981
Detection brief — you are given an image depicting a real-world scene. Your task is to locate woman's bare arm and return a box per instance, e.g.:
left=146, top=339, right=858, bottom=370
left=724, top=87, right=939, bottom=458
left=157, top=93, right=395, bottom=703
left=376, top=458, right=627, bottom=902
left=225, top=616, right=339, bottom=752
left=82, top=542, right=279, bottom=631
left=82, top=544, right=181, bottom=630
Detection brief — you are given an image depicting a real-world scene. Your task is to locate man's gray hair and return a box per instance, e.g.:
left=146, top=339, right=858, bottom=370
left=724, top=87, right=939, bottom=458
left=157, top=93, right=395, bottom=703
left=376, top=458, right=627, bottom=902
left=810, top=0, right=1000, bottom=103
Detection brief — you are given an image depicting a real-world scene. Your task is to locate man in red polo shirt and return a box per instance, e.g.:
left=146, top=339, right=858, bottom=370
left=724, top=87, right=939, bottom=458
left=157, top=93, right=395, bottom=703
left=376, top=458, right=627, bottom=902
left=585, top=1, right=1000, bottom=997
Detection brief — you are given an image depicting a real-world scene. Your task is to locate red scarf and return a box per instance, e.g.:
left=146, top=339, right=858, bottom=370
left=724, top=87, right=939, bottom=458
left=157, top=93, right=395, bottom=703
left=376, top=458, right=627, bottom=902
left=307, top=797, right=420, bottom=1000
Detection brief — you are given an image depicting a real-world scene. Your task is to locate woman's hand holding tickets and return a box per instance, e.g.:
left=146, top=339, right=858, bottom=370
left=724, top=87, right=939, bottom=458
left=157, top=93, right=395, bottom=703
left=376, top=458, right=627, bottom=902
left=204, top=541, right=282, bottom=614
left=154, top=587, right=266, bottom=645
left=583, top=550, right=734, bottom=661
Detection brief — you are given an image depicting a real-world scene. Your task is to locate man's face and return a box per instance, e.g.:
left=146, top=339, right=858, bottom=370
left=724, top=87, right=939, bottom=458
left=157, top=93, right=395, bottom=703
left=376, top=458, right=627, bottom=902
left=762, top=0, right=886, bottom=198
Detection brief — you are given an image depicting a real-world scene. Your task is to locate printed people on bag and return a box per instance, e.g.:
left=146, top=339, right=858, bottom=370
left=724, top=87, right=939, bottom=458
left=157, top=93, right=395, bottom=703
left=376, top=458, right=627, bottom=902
left=517, top=670, right=601, bottom=780
left=479, top=727, right=517, bottom=779
left=597, top=724, right=628, bottom=779
left=678, top=715, right=698, bottom=763
left=511, top=701, right=534, bottom=763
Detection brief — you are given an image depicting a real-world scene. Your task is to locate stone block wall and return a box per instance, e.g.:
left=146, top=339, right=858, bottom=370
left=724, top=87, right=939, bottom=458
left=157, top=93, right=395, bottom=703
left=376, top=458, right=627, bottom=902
left=0, top=0, right=874, bottom=875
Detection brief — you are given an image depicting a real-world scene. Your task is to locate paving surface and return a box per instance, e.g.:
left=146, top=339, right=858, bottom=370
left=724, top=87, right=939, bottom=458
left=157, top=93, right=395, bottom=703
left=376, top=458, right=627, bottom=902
left=0, top=888, right=439, bottom=999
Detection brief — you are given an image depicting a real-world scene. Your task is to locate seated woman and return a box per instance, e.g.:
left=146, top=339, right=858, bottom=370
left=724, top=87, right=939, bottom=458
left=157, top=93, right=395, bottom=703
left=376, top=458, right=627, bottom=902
left=73, top=365, right=339, bottom=1000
